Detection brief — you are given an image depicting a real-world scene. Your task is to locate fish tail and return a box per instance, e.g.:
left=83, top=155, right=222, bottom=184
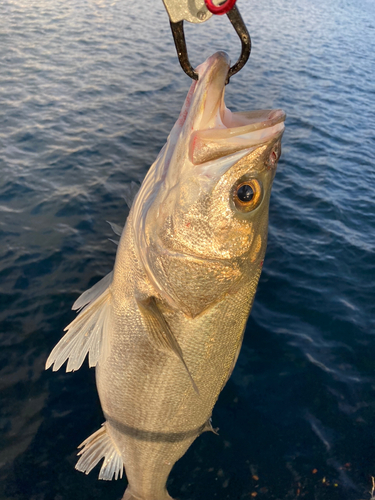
left=122, top=486, right=174, bottom=500
left=121, top=488, right=138, bottom=500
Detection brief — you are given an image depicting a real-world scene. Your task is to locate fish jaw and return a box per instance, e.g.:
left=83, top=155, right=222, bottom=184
left=190, top=108, right=285, bottom=165
left=179, top=50, right=231, bottom=132
left=130, top=51, right=285, bottom=315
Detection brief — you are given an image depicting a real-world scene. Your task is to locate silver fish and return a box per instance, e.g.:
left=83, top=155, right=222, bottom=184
left=46, top=51, right=285, bottom=500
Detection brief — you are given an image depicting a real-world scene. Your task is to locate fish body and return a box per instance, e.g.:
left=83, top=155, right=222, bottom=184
left=46, top=52, right=285, bottom=500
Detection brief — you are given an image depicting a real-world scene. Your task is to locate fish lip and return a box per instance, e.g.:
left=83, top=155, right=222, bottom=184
left=190, top=109, right=286, bottom=166
left=198, top=109, right=286, bottom=139
left=183, top=51, right=230, bottom=130
left=196, top=51, right=231, bottom=82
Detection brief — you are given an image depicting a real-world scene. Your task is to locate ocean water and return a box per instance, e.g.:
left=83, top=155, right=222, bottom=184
left=0, top=0, right=374, bottom=499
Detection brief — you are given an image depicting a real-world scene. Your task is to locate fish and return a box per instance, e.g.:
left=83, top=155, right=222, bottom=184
left=46, top=51, right=285, bottom=500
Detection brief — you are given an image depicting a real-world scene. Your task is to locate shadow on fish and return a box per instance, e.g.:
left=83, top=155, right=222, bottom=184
left=46, top=51, right=285, bottom=500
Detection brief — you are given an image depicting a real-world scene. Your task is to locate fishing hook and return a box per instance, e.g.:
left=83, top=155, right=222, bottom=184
left=169, top=2, right=251, bottom=83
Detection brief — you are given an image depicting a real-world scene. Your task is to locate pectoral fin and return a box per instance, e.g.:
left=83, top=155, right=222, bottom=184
left=138, top=297, right=199, bottom=395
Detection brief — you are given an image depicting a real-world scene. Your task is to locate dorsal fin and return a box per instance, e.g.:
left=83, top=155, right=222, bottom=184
left=123, top=181, right=140, bottom=209
left=45, top=272, right=113, bottom=372
left=106, top=221, right=123, bottom=237
left=73, top=271, right=113, bottom=311
left=137, top=297, right=199, bottom=395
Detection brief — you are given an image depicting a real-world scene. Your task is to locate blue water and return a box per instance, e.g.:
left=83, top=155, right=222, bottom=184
left=0, top=0, right=374, bottom=498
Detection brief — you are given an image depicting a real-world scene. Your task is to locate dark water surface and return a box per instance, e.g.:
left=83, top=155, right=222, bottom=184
left=1, top=0, right=374, bottom=499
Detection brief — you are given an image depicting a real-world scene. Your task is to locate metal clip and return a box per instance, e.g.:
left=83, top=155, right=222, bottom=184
left=166, top=1, right=251, bottom=83
left=162, top=0, right=212, bottom=23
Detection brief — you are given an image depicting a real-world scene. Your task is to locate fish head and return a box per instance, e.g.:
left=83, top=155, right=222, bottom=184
left=132, top=52, right=285, bottom=317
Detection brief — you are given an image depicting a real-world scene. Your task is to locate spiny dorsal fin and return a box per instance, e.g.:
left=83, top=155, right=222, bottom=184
left=137, top=297, right=199, bottom=395
left=76, top=423, right=123, bottom=481
left=123, top=181, right=140, bottom=209
left=73, top=271, right=113, bottom=311
left=106, top=221, right=123, bottom=237
left=45, top=272, right=113, bottom=372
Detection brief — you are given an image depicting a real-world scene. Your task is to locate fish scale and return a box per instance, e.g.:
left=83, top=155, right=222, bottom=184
left=46, top=51, right=285, bottom=500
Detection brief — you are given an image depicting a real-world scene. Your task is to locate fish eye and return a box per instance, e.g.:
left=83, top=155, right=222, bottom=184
left=233, top=179, right=263, bottom=213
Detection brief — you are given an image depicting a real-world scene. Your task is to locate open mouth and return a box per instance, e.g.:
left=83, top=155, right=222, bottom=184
left=185, top=52, right=286, bottom=165
left=190, top=108, right=285, bottom=164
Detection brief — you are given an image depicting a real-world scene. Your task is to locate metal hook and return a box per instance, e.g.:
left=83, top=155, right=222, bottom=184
left=169, top=5, right=251, bottom=83
left=169, top=20, right=199, bottom=81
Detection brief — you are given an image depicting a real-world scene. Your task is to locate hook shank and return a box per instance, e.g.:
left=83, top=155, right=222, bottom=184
left=226, top=5, right=251, bottom=82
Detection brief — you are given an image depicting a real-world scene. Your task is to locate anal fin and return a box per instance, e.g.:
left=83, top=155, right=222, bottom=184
left=76, top=423, right=124, bottom=481
left=202, top=417, right=219, bottom=435
left=122, top=487, right=173, bottom=500
left=137, top=297, right=199, bottom=395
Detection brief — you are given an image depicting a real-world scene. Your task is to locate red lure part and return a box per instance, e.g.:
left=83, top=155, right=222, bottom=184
left=204, top=0, right=237, bottom=15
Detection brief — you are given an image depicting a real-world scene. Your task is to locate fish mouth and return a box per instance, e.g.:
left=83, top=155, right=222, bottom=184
left=184, top=51, right=286, bottom=165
